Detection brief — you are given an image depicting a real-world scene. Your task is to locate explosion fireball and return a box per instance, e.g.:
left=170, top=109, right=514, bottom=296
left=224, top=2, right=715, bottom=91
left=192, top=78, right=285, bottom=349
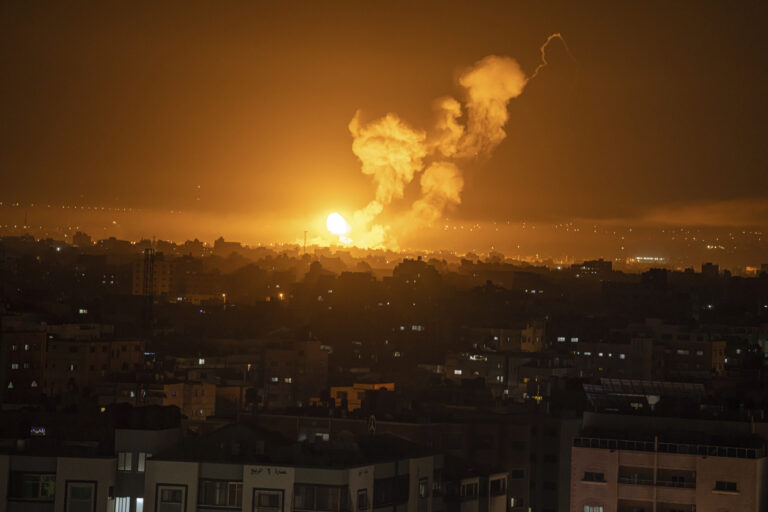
left=326, top=212, right=350, bottom=236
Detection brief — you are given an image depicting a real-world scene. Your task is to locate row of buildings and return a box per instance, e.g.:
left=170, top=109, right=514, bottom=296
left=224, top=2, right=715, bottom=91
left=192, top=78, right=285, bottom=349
left=1, top=402, right=767, bottom=512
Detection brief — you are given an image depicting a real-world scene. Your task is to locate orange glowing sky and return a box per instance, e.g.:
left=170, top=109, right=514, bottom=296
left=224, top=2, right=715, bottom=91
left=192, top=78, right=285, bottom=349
left=1, top=1, right=767, bottom=250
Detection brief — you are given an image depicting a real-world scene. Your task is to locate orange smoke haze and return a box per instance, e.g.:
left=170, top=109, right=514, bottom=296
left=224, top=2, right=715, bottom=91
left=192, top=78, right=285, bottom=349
left=345, top=34, right=571, bottom=250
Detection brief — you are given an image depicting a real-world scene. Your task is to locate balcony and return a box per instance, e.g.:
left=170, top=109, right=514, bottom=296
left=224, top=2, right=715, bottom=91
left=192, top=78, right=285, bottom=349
left=618, top=477, right=653, bottom=486
left=573, top=436, right=765, bottom=459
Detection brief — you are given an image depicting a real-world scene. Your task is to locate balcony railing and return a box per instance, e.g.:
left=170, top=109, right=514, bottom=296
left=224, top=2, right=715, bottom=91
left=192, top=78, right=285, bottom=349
left=573, top=436, right=765, bottom=459
left=617, top=477, right=695, bottom=489
left=618, top=477, right=653, bottom=486
left=656, top=480, right=695, bottom=489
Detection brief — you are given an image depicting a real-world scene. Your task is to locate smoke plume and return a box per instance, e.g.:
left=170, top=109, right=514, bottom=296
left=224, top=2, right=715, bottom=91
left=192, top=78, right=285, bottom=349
left=347, top=34, right=571, bottom=248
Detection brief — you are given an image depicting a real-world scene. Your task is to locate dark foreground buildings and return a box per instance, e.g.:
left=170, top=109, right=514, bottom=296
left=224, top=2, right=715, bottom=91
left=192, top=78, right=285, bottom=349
left=2, top=234, right=768, bottom=511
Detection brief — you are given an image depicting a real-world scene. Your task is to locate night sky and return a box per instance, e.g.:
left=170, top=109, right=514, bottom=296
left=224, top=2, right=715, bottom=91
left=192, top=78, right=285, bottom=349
left=2, top=1, right=767, bottom=247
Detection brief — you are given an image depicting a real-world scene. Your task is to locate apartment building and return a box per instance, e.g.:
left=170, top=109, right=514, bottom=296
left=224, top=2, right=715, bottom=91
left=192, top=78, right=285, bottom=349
left=140, top=424, right=469, bottom=512
left=1, top=315, right=47, bottom=404
left=570, top=413, right=768, bottom=512
left=45, top=338, right=145, bottom=395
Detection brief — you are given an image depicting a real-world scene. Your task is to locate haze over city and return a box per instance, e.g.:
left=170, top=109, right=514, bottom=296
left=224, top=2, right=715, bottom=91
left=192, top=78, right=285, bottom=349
left=2, top=2, right=767, bottom=259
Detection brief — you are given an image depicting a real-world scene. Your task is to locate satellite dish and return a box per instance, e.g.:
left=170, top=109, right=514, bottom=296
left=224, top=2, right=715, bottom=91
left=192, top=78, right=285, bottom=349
left=368, top=415, right=376, bottom=435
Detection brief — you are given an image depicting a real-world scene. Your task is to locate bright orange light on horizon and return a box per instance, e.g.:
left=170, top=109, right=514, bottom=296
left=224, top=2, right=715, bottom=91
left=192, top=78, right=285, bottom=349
left=326, top=212, right=350, bottom=236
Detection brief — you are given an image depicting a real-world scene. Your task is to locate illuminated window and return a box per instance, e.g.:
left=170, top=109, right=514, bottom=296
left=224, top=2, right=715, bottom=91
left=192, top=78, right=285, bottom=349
left=137, top=452, right=147, bottom=472
left=454, top=370, right=462, bottom=375
left=118, top=452, right=132, bottom=471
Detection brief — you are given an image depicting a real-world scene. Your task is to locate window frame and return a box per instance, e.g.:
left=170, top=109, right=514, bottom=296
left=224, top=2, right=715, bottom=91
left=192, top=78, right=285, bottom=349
left=714, top=480, right=738, bottom=492
left=294, top=483, right=349, bottom=512
left=8, top=471, right=56, bottom=501
left=156, top=483, right=188, bottom=512
left=198, top=479, right=243, bottom=509
left=583, top=471, right=606, bottom=483
left=137, top=452, right=149, bottom=473
left=357, top=489, right=369, bottom=511
left=118, top=451, right=133, bottom=472
left=418, top=477, right=429, bottom=499
left=115, top=496, right=131, bottom=512
left=253, top=488, right=285, bottom=512
left=65, top=480, right=97, bottom=512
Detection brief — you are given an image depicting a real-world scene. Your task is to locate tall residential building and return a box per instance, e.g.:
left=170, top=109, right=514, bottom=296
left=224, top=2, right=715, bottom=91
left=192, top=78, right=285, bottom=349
left=570, top=412, right=768, bottom=512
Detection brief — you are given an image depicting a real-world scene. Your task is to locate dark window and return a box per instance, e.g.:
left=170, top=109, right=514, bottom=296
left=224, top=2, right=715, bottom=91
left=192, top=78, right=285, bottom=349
left=509, top=469, right=525, bottom=479
left=159, top=487, right=184, bottom=512
left=715, top=481, right=737, bottom=492
left=8, top=472, right=56, bottom=500
left=67, top=482, right=95, bottom=512
left=254, top=490, right=283, bottom=512
left=294, top=485, right=348, bottom=512
left=357, top=489, right=369, bottom=511
left=490, top=478, right=506, bottom=496
left=373, top=476, right=408, bottom=507
left=583, top=472, right=605, bottom=482
left=432, top=470, right=444, bottom=497
left=199, top=480, right=242, bottom=507
left=460, top=482, right=478, bottom=498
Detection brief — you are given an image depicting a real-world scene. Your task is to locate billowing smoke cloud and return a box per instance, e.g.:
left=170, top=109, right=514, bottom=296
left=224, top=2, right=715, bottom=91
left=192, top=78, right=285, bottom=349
left=348, top=111, right=428, bottom=205
left=347, top=34, right=571, bottom=248
left=347, top=111, right=429, bottom=248
left=411, top=161, right=464, bottom=224
left=431, top=97, right=464, bottom=157
left=456, top=55, right=527, bottom=157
